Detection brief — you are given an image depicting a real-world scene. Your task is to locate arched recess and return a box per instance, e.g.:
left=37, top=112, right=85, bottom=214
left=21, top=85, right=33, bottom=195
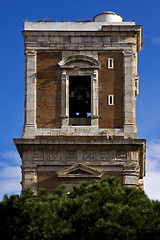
left=58, top=55, right=100, bottom=127
left=58, top=55, right=100, bottom=69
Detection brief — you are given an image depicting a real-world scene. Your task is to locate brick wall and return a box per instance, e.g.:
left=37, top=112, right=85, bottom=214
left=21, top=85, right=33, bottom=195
left=37, top=170, right=123, bottom=192
left=36, top=52, right=62, bottom=128
left=98, top=51, right=124, bottom=128
left=37, top=171, right=59, bottom=192
left=102, top=171, right=123, bottom=183
left=36, top=51, right=124, bottom=129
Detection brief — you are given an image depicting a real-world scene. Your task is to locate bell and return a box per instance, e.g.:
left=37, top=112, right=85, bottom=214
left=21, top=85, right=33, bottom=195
left=75, top=90, right=85, bottom=101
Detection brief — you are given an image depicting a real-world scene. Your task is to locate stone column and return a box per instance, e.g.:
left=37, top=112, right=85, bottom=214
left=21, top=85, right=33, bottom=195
left=61, top=70, right=69, bottom=127
left=91, top=70, right=99, bottom=126
left=22, top=50, right=37, bottom=138
left=123, top=51, right=137, bottom=139
left=21, top=165, right=37, bottom=194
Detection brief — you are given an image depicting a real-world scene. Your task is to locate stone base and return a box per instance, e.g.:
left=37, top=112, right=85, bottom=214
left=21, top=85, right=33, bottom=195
left=14, top=136, right=145, bottom=193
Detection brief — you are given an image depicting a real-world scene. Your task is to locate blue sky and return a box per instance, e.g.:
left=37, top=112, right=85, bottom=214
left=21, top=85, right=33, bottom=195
left=0, top=0, right=160, bottom=200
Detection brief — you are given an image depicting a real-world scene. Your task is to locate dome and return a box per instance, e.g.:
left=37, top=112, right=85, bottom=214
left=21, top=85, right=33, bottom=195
left=93, top=11, right=123, bottom=22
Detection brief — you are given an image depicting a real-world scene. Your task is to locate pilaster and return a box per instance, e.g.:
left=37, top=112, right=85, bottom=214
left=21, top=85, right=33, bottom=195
left=22, top=50, right=37, bottom=138
left=123, top=50, right=137, bottom=138
left=61, top=70, right=69, bottom=126
left=91, top=70, right=99, bottom=126
left=123, top=168, right=138, bottom=187
left=21, top=165, right=37, bottom=194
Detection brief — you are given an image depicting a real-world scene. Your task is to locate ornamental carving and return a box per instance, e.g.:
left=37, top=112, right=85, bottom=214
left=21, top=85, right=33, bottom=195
left=49, top=151, right=61, bottom=161
left=25, top=50, right=36, bottom=56
left=83, top=151, right=94, bottom=161
left=99, top=151, right=109, bottom=160
left=66, top=151, right=77, bottom=162
left=116, top=151, right=127, bottom=160
left=33, top=151, right=43, bottom=160
left=59, top=55, right=100, bottom=70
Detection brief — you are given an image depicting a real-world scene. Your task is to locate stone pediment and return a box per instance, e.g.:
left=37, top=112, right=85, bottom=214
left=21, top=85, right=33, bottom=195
left=58, top=55, right=100, bottom=69
left=57, top=163, right=102, bottom=178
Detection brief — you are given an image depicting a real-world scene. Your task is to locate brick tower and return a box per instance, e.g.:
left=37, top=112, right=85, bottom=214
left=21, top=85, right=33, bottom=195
left=14, top=12, right=146, bottom=193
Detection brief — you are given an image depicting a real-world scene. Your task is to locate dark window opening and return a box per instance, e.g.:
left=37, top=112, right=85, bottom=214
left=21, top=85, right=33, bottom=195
left=110, top=96, right=113, bottom=104
left=69, top=76, right=91, bottom=125
left=110, top=59, right=113, bottom=68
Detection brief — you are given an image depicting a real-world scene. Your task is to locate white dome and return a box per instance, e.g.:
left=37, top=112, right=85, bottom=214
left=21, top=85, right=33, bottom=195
left=94, top=11, right=123, bottom=22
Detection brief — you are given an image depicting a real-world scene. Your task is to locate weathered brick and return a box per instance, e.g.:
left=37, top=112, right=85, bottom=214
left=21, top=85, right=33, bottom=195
left=98, top=51, right=124, bottom=128
left=36, top=52, right=62, bottom=128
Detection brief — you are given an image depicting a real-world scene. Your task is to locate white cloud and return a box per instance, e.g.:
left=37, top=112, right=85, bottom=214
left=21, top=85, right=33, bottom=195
left=0, top=150, right=21, bottom=167
left=144, top=139, right=160, bottom=200
left=0, top=179, right=21, bottom=200
left=0, top=161, right=9, bottom=167
left=144, top=171, right=160, bottom=201
left=147, top=140, right=160, bottom=160
left=0, top=166, right=21, bottom=201
left=0, top=166, right=21, bottom=179
left=0, top=150, right=20, bottom=161
left=0, top=150, right=21, bottom=201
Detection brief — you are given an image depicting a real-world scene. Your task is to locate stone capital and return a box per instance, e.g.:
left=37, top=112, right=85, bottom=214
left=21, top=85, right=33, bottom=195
left=122, top=50, right=133, bottom=56
left=25, top=49, right=37, bottom=56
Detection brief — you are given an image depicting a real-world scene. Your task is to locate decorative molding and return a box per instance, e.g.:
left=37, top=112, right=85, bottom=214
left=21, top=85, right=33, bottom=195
left=99, top=151, right=109, bottom=160
left=57, top=163, right=102, bottom=178
left=66, top=151, right=77, bottom=162
left=58, top=55, right=100, bottom=69
left=25, top=50, right=37, bottom=56
left=49, top=151, right=61, bottom=161
left=122, top=50, right=133, bottom=56
left=33, top=151, right=43, bottom=160
left=83, top=151, right=94, bottom=161
left=116, top=151, right=127, bottom=160
left=93, top=70, right=97, bottom=81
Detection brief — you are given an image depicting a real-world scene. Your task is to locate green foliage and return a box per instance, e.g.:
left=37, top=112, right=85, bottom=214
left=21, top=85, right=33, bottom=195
left=0, top=176, right=160, bottom=240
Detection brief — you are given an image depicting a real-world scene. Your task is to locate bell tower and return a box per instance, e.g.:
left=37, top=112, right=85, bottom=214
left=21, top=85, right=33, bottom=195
left=14, top=12, right=146, bottom=193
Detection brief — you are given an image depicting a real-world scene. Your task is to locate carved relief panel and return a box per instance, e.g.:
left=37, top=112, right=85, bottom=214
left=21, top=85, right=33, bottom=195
left=116, top=151, right=127, bottom=160
left=83, top=151, right=94, bottom=161
left=49, top=151, right=61, bottom=163
left=33, top=151, right=44, bottom=161
left=66, top=150, right=77, bottom=164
